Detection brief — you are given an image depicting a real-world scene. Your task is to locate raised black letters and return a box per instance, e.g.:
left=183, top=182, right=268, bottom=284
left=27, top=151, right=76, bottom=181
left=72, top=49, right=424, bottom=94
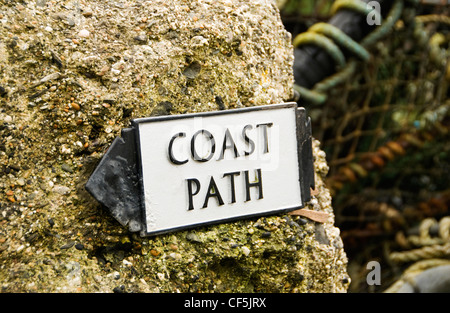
left=244, top=168, right=263, bottom=201
left=223, top=171, right=240, bottom=204
left=168, top=132, right=188, bottom=165
left=186, top=178, right=200, bottom=210
left=191, top=130, right=215, bottom=162
left=256, top=123, right=273, bottom=154
left=242, top=124, right=255, bottom=156
left=178, top=123, right=270, bottom=210
left=170, top=122, right=273, bottom=164
left=202, top=176, right=225, bottom=208
left=218, top=128, right=240, bottom=160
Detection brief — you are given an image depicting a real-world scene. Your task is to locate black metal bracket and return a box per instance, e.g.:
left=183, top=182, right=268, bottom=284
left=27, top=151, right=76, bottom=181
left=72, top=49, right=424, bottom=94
left=296, top=107, right=315, bottom=204
left=85, top=127, right=142, bottom=232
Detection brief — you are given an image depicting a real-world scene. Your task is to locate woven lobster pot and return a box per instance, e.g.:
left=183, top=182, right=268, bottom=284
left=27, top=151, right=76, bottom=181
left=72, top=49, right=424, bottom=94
left=283, top=0, right=449, bottom=291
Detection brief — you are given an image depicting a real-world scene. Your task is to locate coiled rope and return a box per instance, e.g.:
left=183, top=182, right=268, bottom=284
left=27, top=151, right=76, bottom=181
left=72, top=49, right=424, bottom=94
left=293, top=0, right=407, bottom=104
left=384, top=258, right=450, bottom=293
left=389, top=217, right=450, bottom=263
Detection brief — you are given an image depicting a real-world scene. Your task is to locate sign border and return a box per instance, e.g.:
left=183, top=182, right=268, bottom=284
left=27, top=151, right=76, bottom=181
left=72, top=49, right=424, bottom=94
left=131, top=102, right=312, bottom=236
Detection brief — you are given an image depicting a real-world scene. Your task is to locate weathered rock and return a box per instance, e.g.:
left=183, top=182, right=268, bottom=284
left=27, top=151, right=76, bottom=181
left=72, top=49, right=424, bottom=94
left=0, top=0, right=349, bottom=292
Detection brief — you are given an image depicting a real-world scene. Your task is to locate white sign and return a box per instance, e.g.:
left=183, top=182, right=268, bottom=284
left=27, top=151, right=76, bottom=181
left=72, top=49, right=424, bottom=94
left=132, top=102, right=313, bottom=236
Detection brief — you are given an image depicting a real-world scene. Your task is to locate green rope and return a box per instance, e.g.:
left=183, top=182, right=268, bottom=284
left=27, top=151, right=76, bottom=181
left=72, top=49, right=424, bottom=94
left=293, top=32, right=347, bottom=69
left=331, top=0, right=382, bottom=23
left=309, top=23, right=371, bottom=61
left=314, top=61, right=357, bottom=93
left=361, top=0, right=404, bottom=47
left=293, top=0, right=406, bottom=105
left=293, top=84, right=327, bottom=105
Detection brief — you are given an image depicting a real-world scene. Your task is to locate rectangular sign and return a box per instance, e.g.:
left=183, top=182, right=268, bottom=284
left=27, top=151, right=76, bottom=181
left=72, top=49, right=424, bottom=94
left=132, top=102, right=314, bottom=236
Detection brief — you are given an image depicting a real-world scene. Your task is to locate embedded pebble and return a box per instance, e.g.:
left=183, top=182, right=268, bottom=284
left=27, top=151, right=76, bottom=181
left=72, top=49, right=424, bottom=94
left=241, top=246, right=251, bottom=256
left=60, top=241, right=75, bottom=250
left=169, top=252, right=182, bottom=260
left=150, top=249, right=160, bottom=256
left=134, top=34, right=148, bottom=43
left=82, top=9, right=93, bottom=17
left=122, top=259, right=132, bottom=266
left=157, top=273, right=165, bottom=281
left=78, top=29, right=90, bottom=38
left=53, top=185, right=70, bottom=195
left=47, top=218, right=55, bottom=227
left=182, top=61, right=202, bottom=79
left=186, top=232, right=201, bottom=243
left=61, top=163, right=73, bottom=173
left=113, top=285, right=125, bottom=293
left=71, top=102, right=81, bottom=111
left=113, top=271, right=120, bottom=280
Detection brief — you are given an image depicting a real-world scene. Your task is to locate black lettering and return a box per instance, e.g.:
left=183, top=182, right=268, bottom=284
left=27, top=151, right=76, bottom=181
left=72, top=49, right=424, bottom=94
left=168, top=132, right=188, bottom=165
left=242, top=124, right=255, bottom=156
left=202, top=176, right=225, bottom=208
left=218, top=128, right=240, bottom=160
left=223, top=171, right=240, bottom=203
left=256, top=123, right=273, bottom=153
left=191, top=130, right=215, bottom=162
left=244, top=168, right=263, bottom=201
left=186, top=178, right=200, bottom=210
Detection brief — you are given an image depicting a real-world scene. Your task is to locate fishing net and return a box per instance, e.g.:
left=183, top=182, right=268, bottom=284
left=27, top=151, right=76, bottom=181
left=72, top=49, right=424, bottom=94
left=280, top=0, right=450, bottom=292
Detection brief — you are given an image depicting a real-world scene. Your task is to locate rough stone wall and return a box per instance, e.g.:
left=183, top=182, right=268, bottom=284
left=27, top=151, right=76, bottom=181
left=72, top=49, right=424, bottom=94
left=0, top=0, right=349, bottom=292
